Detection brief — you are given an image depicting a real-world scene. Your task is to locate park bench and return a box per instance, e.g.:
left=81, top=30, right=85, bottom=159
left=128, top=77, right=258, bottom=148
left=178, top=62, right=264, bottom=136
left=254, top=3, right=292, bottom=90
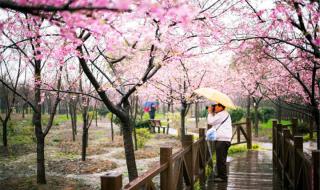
left=149, top=119, right=167, bottom=134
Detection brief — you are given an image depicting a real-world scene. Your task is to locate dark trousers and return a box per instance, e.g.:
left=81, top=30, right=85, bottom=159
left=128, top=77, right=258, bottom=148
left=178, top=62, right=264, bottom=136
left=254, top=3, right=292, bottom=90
left=215, top=141, right=231, bottom=179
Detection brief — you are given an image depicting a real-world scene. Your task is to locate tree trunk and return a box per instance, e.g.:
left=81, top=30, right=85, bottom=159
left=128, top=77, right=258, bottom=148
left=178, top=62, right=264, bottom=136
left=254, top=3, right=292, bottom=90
left=180, top=102, right=187, bottom=138
left=110, top=113, right=114, bottom=141
left=69, top=102, right=77, bottom=141
left=2, top=119, right=8, bottom=147
left=195, top=102, right=199, bottom=128
left=246, top=95, right=251, bottom=118
left=95, top=109, right=98, bottom=127
left=254, top=104, right=259, bottom=137
left=34, top=109, right=46, bottom=184
left=277, top=98, right=282, bottom=123
left=121, top=119, right=138, bottom=181
left=133, top=96, right=138, bottom=151
left=36, top=134, right=46, bottom=184
left=34, top=55, right=46, bottom=184
left=22, top=104, right=25, bottom=118
left=82, top=110, right=88, bottom=161
left=65, top=103, right=69, bottom=119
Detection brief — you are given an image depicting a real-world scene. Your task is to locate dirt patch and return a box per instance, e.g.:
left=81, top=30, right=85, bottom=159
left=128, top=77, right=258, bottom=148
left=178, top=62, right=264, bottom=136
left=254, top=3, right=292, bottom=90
left=48, top=158, right=117, bottom=174
left=99, top=136, right=123, bottom=147
left=0, top=175, right=92, bottom=190
left=57, top=139, right=110, bottom=156
left=112, top=148, right=159, bottom=160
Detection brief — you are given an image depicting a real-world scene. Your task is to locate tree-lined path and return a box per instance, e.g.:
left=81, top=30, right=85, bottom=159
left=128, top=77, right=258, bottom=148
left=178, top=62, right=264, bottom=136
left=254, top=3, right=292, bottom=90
left=0, top=0, right=320, bottom=189
left=206, top=149, right=281, bottom=190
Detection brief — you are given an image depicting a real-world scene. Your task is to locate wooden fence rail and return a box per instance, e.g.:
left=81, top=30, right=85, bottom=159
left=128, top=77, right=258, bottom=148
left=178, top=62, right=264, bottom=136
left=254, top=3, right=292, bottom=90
left=230, top=118, right=252, bottom=149
left=272, top=119, right=320, bottom=190
left=101, top=128, right=211, bottom=190
left=101, top=119, right=253, bottom=190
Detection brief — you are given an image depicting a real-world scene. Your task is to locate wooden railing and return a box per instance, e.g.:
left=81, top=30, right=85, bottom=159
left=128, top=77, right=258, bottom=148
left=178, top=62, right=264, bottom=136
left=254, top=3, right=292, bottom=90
left=101, top=119, right=253, bottom=190
left=231, top=118, right=252, bottom=149
left=101, top=128, right=212, bottom=190
left=272, top=119, right=320, bottom=190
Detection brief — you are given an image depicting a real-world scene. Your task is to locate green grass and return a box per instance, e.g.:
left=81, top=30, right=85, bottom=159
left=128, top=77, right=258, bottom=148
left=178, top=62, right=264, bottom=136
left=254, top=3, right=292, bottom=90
left=194, top=179, right=201, bottom=190
left=260, top=119, right=291, bottom=129
left=141, top=112, right=167, bottom=120
left=228, top=144, right=260, bottom=155
left=54, top=152, right=79, bottom=160
left=0, top=114, right=71, bottom=146
left=303, top=133, right=317, bottom=142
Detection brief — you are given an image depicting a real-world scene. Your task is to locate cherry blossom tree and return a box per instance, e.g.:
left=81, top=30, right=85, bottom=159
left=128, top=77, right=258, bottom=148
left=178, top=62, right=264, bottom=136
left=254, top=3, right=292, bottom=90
left=228, top=0, right=320, bottom=149
left=142, top=56, right=228, bottom=138
left=0, top=0, right=246, bottom=182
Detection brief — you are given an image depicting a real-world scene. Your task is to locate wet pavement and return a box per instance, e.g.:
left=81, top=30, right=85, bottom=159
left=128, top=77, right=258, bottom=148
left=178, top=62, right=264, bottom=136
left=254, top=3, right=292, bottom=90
left=206, top=150, right=281, bottom=190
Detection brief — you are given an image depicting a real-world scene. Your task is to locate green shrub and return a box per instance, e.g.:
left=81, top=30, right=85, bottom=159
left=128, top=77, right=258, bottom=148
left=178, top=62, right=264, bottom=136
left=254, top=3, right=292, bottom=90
left=296, top=122, right=309, bottom=134
left=107, top=113, right=121, bottom=124
left=230, top=108, right=245, bottom=123
left=194, top=179, right=201, bottom=190
left=199, top=109, right=208, bottom=118
left=259, top=107, right=276, bottom=123
left=135, top=120, right=150, bottom=129
left=303, top=133, right=317, bottom=142
left=141, top=112, right=166, bottom=121
left=205, top=165, right=213, bottom=177
left=136, top=128, right=152, bottom=148
left=97, top=106, right=109, bottom=117
left=250, top=110, right=262, bottom=124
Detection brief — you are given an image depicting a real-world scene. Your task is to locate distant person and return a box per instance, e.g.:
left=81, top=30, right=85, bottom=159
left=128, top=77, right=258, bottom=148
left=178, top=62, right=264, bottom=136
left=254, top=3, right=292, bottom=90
left=149, top=103, right=156, bottom=119
left=206, top=103, right=232, bottom=182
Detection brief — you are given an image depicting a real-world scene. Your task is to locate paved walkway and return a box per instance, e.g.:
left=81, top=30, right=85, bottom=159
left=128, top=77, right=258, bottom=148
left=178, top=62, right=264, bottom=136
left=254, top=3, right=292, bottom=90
left=206, top=150, right=281, bottom=190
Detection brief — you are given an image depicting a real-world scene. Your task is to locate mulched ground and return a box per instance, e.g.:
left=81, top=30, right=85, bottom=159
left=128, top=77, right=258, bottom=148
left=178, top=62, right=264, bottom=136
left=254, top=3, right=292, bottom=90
left=48, top=158, right=118, bottom=174
left=0, top=176, right=92, bottom=190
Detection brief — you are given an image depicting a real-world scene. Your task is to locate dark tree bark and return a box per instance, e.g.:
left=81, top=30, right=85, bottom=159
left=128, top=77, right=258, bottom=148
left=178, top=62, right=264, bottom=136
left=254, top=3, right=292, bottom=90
left=252, top=97, right=262, bottom=137
left=33, top=56, right=46, bottom=184
left=180, top=101, right=188, bottom=138
left=195, top=102, right=199, bottom=128
left=110, top=113, right=114, bottom=141
left=2, top=118, right=8, bottom=147
left=121, top=117, right=138, bottom=181
left=69, top=98, right=78, bottom=141
left=131, top=96, right=138, bottom=151
left=246, top=95, right=251, bottom=118
left=277, top=98, right=282, bottom=123
left=81, top=107, right=88, bottom=161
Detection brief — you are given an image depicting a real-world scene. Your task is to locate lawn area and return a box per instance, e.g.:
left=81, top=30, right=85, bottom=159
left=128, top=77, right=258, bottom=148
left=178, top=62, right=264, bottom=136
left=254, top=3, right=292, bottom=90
left=260, top=119, right=291, bottom=129
left=0, top=113, right=75, bottom=159
left=255, top=119, right=291, bottom=141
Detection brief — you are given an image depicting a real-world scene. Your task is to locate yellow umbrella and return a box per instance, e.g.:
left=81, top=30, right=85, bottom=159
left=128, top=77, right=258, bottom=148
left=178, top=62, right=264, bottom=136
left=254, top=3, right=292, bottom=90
left=194, top=88, right=236, bottom=109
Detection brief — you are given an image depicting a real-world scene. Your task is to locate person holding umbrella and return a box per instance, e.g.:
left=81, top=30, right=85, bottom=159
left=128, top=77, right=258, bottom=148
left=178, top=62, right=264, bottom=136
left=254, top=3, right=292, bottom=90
left=207, top=102, right=232, bottom=182
left=194, top=88, right=235, bottom=183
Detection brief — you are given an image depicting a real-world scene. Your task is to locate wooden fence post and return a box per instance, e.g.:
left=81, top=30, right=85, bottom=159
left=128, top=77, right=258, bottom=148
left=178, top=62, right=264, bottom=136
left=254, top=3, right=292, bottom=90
left=101, top=172, right=122, bottom=190
left=182, top=135, right=194, bottom=189
left=237, top=125, right=241, bottom=144
left=291, top=118, right=298, bottom=136
left=199, top=128, right=206, bottom=187
left=276, top=124, right=282, bottom=169
left=309, top=119, right=314, bottom=139
left=312, top=150, right=320, bottom=190
left=246, top=118, right=252, bottom=149
left=282, top=128, right=290, bottom=188
left=294, top=136, right=303, bottom=190
left=160, top=146, right=173, bottom=190
left=272, top=120, right=278, bottom=169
